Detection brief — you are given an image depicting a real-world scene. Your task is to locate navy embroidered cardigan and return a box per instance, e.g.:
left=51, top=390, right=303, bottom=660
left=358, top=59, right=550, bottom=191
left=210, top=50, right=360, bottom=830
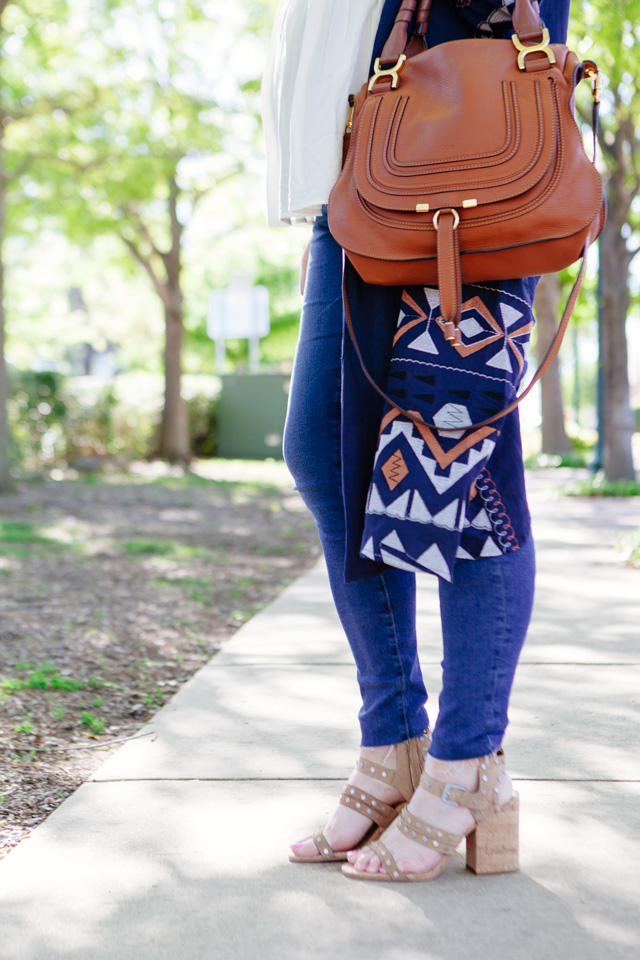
left=341, top=0, right=571, bottom=583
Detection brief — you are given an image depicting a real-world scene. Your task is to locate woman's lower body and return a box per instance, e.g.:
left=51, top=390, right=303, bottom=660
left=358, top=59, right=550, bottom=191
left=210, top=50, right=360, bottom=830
left=284, top=212, right=535, bottom=878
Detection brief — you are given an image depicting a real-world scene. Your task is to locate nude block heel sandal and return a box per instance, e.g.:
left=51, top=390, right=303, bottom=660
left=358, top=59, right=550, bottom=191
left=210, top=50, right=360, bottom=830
left=466, top=791, right=519, bottom=875
left=342, top=748, right=519, bottom=882
left=289, top=731, right=430, bottom=863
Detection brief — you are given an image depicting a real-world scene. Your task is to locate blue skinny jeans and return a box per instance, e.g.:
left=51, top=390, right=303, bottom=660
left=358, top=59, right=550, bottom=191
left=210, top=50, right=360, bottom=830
left=283, top=212, right=535, bottom=760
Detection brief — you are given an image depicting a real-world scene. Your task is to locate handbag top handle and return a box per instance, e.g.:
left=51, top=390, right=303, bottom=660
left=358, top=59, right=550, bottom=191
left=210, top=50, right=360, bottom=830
left=379, top=0, right=544, bottom=65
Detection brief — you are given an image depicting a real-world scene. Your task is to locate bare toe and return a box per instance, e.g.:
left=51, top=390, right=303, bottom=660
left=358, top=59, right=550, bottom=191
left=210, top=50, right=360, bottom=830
left=290, top=837, right=318, bottom=857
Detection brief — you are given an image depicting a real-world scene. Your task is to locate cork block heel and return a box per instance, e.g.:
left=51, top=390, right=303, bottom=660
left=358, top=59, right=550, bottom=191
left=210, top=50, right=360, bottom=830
left=466, top=792, right=519, bottom=875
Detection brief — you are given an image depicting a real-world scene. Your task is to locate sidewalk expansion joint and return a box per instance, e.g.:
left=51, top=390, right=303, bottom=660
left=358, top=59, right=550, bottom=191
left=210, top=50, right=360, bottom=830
left=88, top=776, right=640, bottom=784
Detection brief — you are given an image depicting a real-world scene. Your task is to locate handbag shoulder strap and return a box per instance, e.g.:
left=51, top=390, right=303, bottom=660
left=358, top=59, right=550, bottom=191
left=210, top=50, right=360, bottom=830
left=379, top=0, right=544, bottom=65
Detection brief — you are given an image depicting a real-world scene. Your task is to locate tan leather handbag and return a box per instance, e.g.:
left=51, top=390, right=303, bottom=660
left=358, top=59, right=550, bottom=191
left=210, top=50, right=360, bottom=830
left=328, top=0, right=605, bottom=425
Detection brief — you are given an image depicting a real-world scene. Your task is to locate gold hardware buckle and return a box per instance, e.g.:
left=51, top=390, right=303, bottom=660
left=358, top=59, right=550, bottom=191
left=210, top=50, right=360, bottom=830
left=345, top=101, right=355, bottom=134
left=433, top=209, right=460, bottom=231
left=368, top=55, right=407, bottom=91
left=583, top=61, right=600, bottom=103
left=511, top=28, right=556, bottom=70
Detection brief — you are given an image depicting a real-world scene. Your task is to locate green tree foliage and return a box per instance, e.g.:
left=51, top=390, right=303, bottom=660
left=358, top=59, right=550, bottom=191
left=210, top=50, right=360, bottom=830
left=571, top=1, right=639, bottom=479
left=4, top=0, right=267, bottom=464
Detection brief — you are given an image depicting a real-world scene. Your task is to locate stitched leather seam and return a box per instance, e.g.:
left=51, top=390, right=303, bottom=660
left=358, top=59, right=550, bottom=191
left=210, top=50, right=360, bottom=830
left=352, top=85, right=576, bottom=237
left=362, top=81, right=550, bottom=199
left=383, top=82, right=519, bottom=175
left=344, top=186, right=593, bottom=258
left=381, top=83, right=516, bottom=170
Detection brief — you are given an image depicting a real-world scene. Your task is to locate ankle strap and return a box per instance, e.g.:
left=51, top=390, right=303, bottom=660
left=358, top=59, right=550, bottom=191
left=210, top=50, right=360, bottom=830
left=357, top=732, right=430, bottom=802
left=420, top=749, right=507, bottom=822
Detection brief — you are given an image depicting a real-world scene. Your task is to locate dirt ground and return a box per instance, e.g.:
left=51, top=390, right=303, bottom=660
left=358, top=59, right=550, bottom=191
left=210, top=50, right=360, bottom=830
left=0, top=460, right=321, bottom=859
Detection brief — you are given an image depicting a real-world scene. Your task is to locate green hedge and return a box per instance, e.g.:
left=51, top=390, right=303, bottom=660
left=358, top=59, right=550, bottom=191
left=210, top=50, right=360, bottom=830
left=8, top=370, right=219, bottom=470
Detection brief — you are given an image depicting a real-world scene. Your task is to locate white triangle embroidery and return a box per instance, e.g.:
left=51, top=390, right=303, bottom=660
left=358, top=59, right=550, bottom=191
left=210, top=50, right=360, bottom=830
left=415, top=543, right=452, bottom=581
left=480, top=536, right=503, bottom=558
left=456, top=546, right=475, bottom=560
left=361, top=537, right=376, bottom=560
left=408, top=329, right=439, bottom=354
left=500, top=303, right=523, bottom=328
left=424, top=287, right=441, bottom=310
left=471, top=508, right=492, bottom=531
left=487, top=346, right=512, bottom=372
left=367, top=484, right=386, bottom=515
left=397, top=309, right=406, bottom=327
left=385, top=489, right=411, bottom=519
left=458, top=501, right=467, bottom=531
left=380, top=530, right=405, bottom=552
left=467, top=441, right=496, bottom=470
left=381, top=549, right=420, bottom=572
left=432, top=499, right=460, bottom=531
left=373, top=430, right=398, bottom=465
left=412, top=438, right=496, bottom=495
left=409, top=490, right=432, bottom=524
left=458, top=317, right=484, bottom=338
left=416, top=457, right=471, bottom=495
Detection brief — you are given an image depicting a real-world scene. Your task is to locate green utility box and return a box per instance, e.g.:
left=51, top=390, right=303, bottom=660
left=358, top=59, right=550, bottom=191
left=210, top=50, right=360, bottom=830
left=217, top=373, right=291, bottom=460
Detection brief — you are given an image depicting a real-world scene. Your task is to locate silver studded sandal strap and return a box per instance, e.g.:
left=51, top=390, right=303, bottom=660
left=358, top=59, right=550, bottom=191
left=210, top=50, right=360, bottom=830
left=398, top=806, right=462, bottom=855
left=369, top=839, right=408, bottom=881
left=338, top=786, right=396, bottom=828
left=465, top=750, right=507, bottom=823
left=355, top=755, right=399, bottom=793
left=312, top=830, right=336, bottom=860
left=420, top=750, right=507, bottom=823
left=419, top=771, right=468, bottom=807
left=357, top=735, right=427, bottom=802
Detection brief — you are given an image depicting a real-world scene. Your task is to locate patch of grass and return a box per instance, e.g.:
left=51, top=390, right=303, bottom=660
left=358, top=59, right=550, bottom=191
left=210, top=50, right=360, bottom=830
left=0, top=520, right=50, bottom=543
left=123, top=538, right=214, bottom=561
left=80, top=711, right=105, bottom=734
left=13, top=720, right=36, bottom=735
left=153, top=575, right=212, bottom=604
left=1, top=662, right=86, bottom=693
left=0, top=520, right=74, bottom=557
left=123, top=538, right=177, bottom=555
left=142, top=688, right=164, bottom=708
left=525, top=451, right=590, bottom=469
left=252, top=542, right=285, bottom=555
left=561, top=472, right=640, bottom=497
left=230, top=577, right=256, bottom=600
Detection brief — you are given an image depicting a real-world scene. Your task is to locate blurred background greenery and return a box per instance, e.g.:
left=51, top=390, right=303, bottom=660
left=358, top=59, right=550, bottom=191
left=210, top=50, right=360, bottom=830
left=0, top=0, right=638, bottom=484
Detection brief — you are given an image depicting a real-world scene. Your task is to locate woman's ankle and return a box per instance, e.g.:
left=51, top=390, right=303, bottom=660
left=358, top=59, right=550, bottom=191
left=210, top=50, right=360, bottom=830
left=423, top=753, right=481, bottom=791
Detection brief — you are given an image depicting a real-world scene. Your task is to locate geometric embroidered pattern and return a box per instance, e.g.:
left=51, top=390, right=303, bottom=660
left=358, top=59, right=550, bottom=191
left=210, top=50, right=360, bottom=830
left=381, top=449, right=409, bottom=490
left=360, top=280, right=534, bottom=581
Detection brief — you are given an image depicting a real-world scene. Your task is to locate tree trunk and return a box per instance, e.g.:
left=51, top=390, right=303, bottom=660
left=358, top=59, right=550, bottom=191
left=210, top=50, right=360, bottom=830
left=599, top=176, right=636, bottom=480
left=0, top=137, right=15, bottom=492
left=534, top=272, right=571, bottom=454
left=158, top=284, right=190, bottom=464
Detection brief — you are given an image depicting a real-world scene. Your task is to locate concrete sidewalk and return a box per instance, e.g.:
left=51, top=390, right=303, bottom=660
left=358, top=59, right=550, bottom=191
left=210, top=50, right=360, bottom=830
left=1, top=474, right=639, bottom=959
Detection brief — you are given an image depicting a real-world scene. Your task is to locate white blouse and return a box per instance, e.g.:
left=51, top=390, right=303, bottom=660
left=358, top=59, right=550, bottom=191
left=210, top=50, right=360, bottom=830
left=262, top=0, right=385, bottom=227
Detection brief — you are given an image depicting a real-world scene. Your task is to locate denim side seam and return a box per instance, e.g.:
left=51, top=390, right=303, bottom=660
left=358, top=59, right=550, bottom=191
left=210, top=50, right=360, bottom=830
left=481, top=555, right=508, bottom=756
left=378, top=571, right=412, bottom=744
